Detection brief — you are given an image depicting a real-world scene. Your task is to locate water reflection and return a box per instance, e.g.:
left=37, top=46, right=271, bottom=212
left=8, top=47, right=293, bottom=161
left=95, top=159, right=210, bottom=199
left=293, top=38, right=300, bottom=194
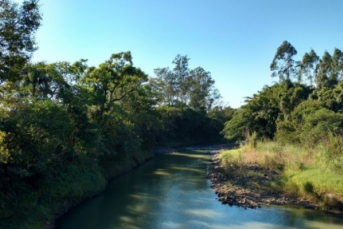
left=57, top=150, right=343, bottom=229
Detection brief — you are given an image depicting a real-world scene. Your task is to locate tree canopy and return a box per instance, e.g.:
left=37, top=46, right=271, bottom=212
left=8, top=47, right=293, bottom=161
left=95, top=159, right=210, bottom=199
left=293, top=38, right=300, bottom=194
left=0, top=0, right=41, bottom=83
left=153, top=54, right=221, bottom=112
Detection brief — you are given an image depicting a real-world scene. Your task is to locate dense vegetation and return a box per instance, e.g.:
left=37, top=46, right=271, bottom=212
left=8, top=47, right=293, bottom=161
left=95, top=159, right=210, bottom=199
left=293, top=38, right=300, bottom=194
left=0, top=1, right=232, bottom=228
left=221, top=40, right=343, bottom=210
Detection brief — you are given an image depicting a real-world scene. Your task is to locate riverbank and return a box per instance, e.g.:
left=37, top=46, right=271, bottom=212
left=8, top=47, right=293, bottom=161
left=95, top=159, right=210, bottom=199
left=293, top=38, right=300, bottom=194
left=43, top=150, right=153, bottom=229
left=207, top=144, right=343, bottom=213
left=0, top=150, right=153, bottom=229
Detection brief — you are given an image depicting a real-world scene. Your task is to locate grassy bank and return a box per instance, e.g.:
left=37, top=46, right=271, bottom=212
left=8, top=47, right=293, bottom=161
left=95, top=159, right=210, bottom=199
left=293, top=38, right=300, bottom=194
left=1, top=150, right=153, bottom=229
left=219, top=140, right=343, bottom=211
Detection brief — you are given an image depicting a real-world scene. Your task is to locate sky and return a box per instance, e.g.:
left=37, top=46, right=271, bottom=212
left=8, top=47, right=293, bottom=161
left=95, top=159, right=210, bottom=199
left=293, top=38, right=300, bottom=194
left=25, top=0, right=343, bottom=108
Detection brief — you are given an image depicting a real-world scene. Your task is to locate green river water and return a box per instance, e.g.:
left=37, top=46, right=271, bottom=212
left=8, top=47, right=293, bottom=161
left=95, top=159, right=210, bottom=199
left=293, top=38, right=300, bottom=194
left=57, top=149, right=343, bottom=229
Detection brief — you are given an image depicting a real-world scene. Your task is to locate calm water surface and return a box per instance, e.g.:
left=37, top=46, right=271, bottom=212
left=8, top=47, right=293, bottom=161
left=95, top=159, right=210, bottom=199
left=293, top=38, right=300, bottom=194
left=57, top=150, right=343, bottom=229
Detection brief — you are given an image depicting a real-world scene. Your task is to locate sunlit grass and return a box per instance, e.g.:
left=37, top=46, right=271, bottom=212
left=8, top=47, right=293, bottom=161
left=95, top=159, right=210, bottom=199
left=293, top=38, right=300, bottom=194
left=218, top=141, right=343, bottom=209
left=283, top=168, right=343, bottom=196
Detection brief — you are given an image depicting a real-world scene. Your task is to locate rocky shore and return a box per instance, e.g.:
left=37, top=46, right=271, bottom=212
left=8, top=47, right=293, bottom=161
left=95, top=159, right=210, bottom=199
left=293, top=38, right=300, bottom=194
left=207, top=148, right=319, bottom=210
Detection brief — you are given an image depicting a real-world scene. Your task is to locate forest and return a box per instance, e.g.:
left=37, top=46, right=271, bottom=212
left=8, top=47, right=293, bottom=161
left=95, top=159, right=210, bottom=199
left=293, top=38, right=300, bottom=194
left=0, top=1, right=231, bottom=228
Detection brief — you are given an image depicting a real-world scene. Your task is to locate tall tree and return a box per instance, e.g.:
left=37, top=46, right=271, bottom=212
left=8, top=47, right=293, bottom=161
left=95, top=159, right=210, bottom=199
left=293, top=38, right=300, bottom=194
left=81, top=52, right=148, bottom=123
left=316, top=51, right=333, bottom=88
left=0, top=0, right=41, bottom=83
left=172, top=55, right=190, bottom=103
left=300, top=49, right=319, bottom=86
left=153, top=67, right=178, bottom=105
left=331, top=48, right=343, bottom=81
left=189, top=67, right=218, bottom=111
left=153, top=54, right=221, bottom=111
left=270, top=41, right=299, bottom=82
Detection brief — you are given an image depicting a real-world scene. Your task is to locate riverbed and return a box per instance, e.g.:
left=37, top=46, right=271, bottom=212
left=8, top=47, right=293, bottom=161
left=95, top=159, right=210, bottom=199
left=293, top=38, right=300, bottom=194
left=57, top=149, right=343, bottom=229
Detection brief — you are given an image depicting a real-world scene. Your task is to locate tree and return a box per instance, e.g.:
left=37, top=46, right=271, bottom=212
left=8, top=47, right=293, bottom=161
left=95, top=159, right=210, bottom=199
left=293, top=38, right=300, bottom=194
left=21, top=62, right=72, bottom=100
left=172, top=55, right=190, bottom=103
left=153, top=55, right=221, bottom=111
left=0, top=0, right=41, bottom=83
left=316, top=51, right=333, bottom=88
left=189, top=67, right=218, bottom=111
left=153, top=67, right=178, bottom=105
left=270, top=41, right=299, bottom=82
left=331, top=48, right=343, bottom=81
left=81, top=52, right=148, bottom=123
left=153, top=55, right=191, bottom=105
left=300, top=49, right=319, bottom=86
left=276, top=100, right=343, bottom=144
left=222, top=84, right=282, bottom=140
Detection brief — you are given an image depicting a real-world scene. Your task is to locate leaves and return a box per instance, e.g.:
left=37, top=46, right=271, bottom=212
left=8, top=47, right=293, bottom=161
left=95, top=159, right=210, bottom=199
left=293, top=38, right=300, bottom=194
left=153, top=55, right=221, bottom=112
left=0, top=0, right=41, bottom=83
left=270, top=41, right=298, bottom=81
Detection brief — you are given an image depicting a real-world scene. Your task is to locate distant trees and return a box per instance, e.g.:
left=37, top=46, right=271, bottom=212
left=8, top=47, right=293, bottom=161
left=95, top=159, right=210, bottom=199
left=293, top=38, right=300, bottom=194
left=300, top=49, right=319, bottom=86
left=148, top=55, right=232, bottom=147
left=153, top=55, right=221, bottom=112
left=223, top=40, right=343, bottom=145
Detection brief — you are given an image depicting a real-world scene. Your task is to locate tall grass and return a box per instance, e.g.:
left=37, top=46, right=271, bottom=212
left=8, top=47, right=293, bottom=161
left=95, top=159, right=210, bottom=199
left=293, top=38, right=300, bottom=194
left=219, top=134, right=343, bottom=210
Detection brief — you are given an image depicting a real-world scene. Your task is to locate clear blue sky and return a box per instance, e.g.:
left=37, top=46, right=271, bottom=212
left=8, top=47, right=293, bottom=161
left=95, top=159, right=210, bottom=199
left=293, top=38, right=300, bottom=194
left=29, top=0, right=343, bottom=108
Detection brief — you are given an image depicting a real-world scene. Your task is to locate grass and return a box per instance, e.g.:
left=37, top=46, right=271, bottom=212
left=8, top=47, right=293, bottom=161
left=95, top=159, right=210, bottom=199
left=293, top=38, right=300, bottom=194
left=218, top=140, right=343, bottom=210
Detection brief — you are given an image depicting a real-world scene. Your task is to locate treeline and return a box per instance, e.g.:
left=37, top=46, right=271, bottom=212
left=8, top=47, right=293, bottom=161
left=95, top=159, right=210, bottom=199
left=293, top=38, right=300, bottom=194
left=222, top=40, right=343, bottom=172
left=223, top=40, right=343, bottom=145
left=0, top=1, right=232, bottom=228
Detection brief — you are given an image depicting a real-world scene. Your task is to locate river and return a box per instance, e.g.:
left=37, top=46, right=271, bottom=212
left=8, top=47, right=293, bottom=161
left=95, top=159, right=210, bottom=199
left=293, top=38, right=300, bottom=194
left=57, top=149, right=343, bottom=229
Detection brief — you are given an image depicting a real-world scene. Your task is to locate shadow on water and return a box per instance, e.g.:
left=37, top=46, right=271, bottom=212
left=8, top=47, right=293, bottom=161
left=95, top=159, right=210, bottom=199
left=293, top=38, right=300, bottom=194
left=57, top=150, right=343, bottom=229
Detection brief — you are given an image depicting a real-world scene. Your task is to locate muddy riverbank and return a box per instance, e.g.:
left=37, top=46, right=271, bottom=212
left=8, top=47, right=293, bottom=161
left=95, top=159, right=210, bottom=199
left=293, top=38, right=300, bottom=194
left=206, top=148, right=320, bottom=210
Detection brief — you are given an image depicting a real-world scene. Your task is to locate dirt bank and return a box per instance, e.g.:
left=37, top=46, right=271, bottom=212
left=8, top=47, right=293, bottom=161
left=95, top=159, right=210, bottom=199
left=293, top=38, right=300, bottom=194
left=207, top=148, right=319, bottom=210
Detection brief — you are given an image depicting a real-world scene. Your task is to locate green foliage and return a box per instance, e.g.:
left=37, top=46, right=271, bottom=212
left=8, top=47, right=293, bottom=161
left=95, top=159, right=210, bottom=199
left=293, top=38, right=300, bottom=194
left=153, top=55, right=221, bottom=112
left=155, top=105, right=224, bottom=147
left=300, top=49, right=319, bottom=86
left=223, top=83, right=286, bottom=140
left=270, top=41, right=298, bottom=81
left=316, top=133, right=343, bottom=171
left=0, top=130, right=9, bottom=163
left=207, top=105, right=234, bottom=124
left=81, top=52, right=148, bottom=124
left=0, top=0, right=41, bottom=83
left=221, top=107, right=252, bottom=141
left=276, top=100, right=343, bottom=145
left=312, top=82, right=343, bottom=112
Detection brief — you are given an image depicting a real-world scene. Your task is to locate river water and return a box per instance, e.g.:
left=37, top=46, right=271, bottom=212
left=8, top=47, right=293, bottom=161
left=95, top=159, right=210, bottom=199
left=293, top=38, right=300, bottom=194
left=57, top=149, right=343, bottom=229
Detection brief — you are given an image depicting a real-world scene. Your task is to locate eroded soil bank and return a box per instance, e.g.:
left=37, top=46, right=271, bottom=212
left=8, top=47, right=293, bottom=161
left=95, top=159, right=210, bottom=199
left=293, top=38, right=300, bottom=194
left=207, top=148, right=321, bottom=211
